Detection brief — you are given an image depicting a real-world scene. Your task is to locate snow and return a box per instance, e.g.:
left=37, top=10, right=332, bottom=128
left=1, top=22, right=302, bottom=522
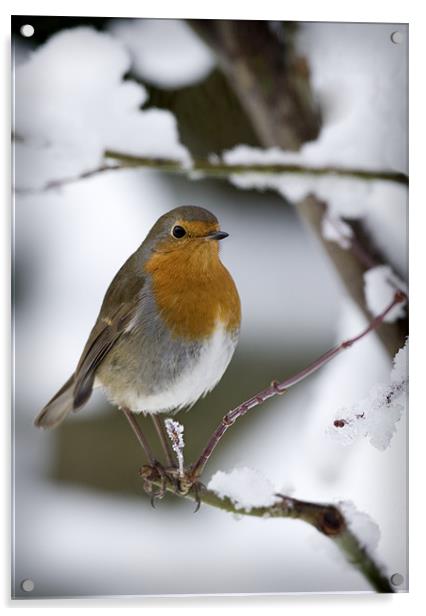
left=309, top=499, right=382, bottom=578
left=329, top=340, right=408, bottom=451
left=391, top=340, right=408, bottom=384
left=208, top=467, right=281, bottom=512
left=221, top=22, right=408, bottom=276
left=12, top=20, right=408, bottom=594
left=223, top=156, right=407, bottom=275
left=208, top=469, right=383, bottom=559
left=227, top=167, right=371, bottom=216
left=164, top=418, right=185, bottom=476
left=321, top=213, right=353, bottom=249
left=14, top=141, right=101, bottom=192
left=222, top=23, right=407, bottom=174
left=14, top=27, right=190, bottom=190
left=363, top=182, right=408, bottom=277
left=15, top=479, right=378, bottom=596
left=339, top=501, right=381, bottom=555
left=297, top=22, right=407, bottom=174
left=363, top=265, right=407, bottom=322
left=223, top=160, right=407, bottom=277
left=15, top=170, right=387, bottom=595
left=109, top=19, right=215, bottom=89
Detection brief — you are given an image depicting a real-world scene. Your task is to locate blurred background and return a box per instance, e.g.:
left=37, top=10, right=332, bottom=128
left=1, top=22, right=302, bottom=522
left=12, top=17, right=407, bottom=597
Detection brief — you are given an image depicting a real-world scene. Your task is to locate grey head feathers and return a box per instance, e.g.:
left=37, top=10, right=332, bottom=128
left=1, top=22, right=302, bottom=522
left=138, top=206, right=218, bottom=256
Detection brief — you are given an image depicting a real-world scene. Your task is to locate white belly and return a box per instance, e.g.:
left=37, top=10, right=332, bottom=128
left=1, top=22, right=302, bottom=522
left=123, top=323, right=238, bottom=414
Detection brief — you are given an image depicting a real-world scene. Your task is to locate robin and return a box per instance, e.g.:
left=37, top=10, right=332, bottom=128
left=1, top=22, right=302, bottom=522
left=34, top=206, right=241, bottom=486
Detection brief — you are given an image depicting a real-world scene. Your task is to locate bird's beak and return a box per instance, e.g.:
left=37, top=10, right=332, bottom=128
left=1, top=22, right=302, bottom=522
left=205, top=230, right=229, bottom=240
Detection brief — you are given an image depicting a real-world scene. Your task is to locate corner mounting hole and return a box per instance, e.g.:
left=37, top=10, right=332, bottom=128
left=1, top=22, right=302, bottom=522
left=21, top=578, right=34, bottom=592
left=391, top=31, right=403, bottom=45
left=20, top=24, right=34, bottom=38
left=390, top=572, right=404, bottom=586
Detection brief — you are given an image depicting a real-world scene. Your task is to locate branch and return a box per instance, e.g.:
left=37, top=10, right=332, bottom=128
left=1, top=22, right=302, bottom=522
left=135, top=289, right=404, bottom=594
left=106, top=151, right=408, bottom=184
left=189, top=20, right=321, bottom=150
left=187, top=20, right=408, bottom=360
left=298, top=194, right=408, bottom=357
left=15, top=151, right=408, bottom=194
left=140, top=292, right=404, bottom=592
left=139, top=467, right=393, bottom=593
left=190, top=290, right=406, bottom=479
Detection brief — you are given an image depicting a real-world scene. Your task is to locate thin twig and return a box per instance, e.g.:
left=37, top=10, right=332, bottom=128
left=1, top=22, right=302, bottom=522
left=106, top=151, right=409, bottom=185
left=190, top=290, right=406, bottom=480
left=14, top=150, right=408, bottom=194
left=138, top=466, right=393, bottom=593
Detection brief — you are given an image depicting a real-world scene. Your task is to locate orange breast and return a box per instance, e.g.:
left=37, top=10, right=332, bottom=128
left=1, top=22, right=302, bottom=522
left=145, top=242, right=241, bottom=340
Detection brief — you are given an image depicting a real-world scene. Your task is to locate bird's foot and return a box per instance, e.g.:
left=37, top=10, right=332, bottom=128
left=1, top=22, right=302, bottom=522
left=166, top=467, right=206, bottom=512
left=139, top=464, right=205, bottom=511
left=139, top=461, right=173, bottom=507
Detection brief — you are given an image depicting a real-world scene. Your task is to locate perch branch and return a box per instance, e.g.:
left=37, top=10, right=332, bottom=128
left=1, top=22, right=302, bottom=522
left=190, top=290, right=406, bottom=480
left=137, top=290, right=404, bottom=594
left=139, top=466, right=393, bottom=593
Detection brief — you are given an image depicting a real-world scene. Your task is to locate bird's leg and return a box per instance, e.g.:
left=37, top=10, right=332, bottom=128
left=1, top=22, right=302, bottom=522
left=120, top=407, right=156, bottom=464
left=120, top=407, right=167, bottom=502
left=151, top=415, right=176, bottom=469
left=124, top=409, right=204, bottom=508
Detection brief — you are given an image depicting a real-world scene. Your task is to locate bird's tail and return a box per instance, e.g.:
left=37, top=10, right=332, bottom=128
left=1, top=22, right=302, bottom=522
left=34, top=374, right=75, bottom=429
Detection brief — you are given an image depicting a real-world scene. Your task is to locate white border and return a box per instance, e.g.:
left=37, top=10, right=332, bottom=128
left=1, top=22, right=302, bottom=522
left=1, top=0, right=416, bottom=21
left=2, top=0, right=425, bottom=613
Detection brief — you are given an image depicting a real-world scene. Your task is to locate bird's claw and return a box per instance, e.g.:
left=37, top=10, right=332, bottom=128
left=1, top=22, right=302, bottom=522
left=139, top=461, right=169, bottom=504
left=191, top=479, right=205, bottom=513
left=139, top=464, right=205, bottom=510
left=173, top=469, right=205, bottom=511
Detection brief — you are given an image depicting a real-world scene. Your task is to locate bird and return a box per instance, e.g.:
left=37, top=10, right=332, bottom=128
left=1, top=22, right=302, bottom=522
left=34, top=206, right=241, bottom=472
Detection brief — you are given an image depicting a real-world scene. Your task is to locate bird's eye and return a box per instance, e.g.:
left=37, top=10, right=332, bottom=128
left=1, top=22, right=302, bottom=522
left=172, top=225, right=187, bottom=239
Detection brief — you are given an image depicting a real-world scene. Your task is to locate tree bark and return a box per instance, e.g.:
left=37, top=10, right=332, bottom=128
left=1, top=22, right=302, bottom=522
left=188, top=20, right=408, bottom=357
left=190, top=20, right=321, bottom=150
left=297, top=195, right=408, bottom=358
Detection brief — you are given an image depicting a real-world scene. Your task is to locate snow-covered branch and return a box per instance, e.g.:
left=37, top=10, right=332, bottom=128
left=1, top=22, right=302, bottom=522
left=139, top=465, right=393, bottom=593
left=164, top=419, right=185, bottom=477
left=14, top=20, right=407, bottom=596
left=14, top=149, right=408, bottom=194
left=105, top=151, right=407, bottom=183
left=330, top=340, right=408, bottom=450
left=135, top=290, right=405, bottom=593
left=298, top=195, right=408, bottom=358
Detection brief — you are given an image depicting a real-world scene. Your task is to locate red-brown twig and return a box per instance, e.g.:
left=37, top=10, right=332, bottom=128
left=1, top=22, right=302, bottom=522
left=190, top=290, right=407, bottom=479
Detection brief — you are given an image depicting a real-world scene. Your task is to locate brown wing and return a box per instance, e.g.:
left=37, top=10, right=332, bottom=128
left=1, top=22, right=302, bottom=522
left=72, top=252, right=144, bottom=410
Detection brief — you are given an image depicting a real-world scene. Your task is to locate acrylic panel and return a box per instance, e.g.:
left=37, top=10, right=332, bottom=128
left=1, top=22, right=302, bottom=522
left=12, top=16, right=408, bottom=598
